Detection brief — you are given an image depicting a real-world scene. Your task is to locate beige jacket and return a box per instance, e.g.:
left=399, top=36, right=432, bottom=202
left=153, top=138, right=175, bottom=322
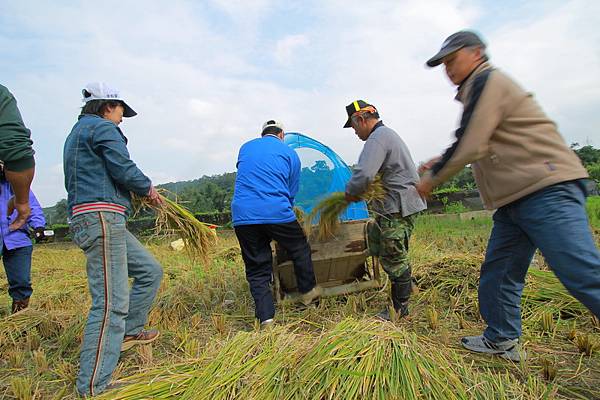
left=428, top=62, right=588, bottom=209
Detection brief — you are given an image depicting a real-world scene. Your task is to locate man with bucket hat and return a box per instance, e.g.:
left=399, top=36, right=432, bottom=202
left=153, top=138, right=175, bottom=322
left=344, top=100, right=426, bottom=321
left=417, top=30, right=599, bottom=362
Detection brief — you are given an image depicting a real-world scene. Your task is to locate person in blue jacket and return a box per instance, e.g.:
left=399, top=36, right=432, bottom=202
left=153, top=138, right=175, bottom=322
left=232, top=120, right=320, bottom=327
left=0, top=162, right=45, bottom=314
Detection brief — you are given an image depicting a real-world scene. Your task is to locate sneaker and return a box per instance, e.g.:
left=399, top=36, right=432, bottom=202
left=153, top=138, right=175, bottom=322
left=11, top=297, right=30, bottom=314
left=376, top=302, right=409, bottom=321
left=121, top=329, right=160, bottom=352
left=461, top=335, right=525, bottom=362
left=300, top=286, right=323, bottom=306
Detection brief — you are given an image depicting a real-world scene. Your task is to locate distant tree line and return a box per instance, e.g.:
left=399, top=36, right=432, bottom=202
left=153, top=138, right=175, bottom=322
left=571, top=143, right=600, bottom=183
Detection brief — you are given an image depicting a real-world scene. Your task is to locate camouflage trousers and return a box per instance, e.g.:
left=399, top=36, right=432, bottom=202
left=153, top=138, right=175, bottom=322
left=367, top=213, right=415, bottom=281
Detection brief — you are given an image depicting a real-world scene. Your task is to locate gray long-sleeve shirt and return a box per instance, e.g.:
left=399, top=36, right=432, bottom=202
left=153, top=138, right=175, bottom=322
left=346, top=122, right=427, bottom=217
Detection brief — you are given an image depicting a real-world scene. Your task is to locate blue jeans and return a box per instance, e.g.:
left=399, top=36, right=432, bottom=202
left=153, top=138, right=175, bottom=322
left=2, top=244, right=33, bottom=301
left=70, top=212, right=163, bottom=396
left=480, top=180, right=600, bottom=342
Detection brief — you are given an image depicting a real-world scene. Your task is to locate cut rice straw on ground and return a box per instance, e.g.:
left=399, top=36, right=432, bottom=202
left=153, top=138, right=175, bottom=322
left=0, top=309, right=48, bottom=349
left=307, top=176, right=385, bottom=240
left=99, top=318, right=558, bottom=400
left=133, top=191, right=217, bottom=263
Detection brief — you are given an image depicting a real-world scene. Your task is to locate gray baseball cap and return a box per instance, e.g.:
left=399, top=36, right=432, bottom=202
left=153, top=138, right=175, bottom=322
left=426, top=30, right=486, bottom=67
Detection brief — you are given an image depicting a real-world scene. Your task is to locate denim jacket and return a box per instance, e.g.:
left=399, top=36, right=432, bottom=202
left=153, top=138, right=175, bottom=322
left=0, top=180, right=45, bottom=250
left=63, top=114, right=151, bottom=217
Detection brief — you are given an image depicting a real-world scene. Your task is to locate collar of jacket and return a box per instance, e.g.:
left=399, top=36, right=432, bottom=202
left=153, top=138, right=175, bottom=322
left=78, top=113, right=104, bottom=121
left=370, top=120, right=384, bottom=134
left=455, top=61, right=493, bottom=102
left=263, top=134, right=281, bottom=140
left=77, top=114, right=128, bottom=144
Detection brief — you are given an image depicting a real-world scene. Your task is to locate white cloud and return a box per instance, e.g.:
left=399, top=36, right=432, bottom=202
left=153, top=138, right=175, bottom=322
left=189, top=99, right=216, bottom=117
left=275, top=34, right=309, bottom=65
left=488, top=0, right=600, bottom=131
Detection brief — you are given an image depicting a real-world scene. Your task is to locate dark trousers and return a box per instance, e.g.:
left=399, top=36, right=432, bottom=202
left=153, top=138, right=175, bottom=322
left=234, top=221, right=317, bottom=322
left=2, top=245, right=33, bottom=301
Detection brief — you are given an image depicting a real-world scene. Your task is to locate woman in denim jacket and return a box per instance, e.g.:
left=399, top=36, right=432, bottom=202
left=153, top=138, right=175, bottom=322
left=63, top=82, right=163, bottom=397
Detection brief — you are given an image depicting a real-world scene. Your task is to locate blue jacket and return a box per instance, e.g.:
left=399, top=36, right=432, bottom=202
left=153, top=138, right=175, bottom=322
left=63, top=114, right=152, bottom=217
left=231, top=135, right=300, bottom=226
left=0, top=180, right=45, bottom=250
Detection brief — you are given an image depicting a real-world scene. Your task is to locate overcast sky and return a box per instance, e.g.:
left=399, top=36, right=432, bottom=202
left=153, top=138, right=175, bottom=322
left=2, top=0, right=599, bottom=206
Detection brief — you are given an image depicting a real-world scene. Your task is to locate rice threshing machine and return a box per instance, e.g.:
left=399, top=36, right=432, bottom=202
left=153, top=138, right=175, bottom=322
left=272, top=133, right=382, bottom=301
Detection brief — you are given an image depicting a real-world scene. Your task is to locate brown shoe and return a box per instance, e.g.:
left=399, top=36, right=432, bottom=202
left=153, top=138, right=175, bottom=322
left=121, top=329, right=160, bottom=352
left=11, top=297, right=30, bottom=314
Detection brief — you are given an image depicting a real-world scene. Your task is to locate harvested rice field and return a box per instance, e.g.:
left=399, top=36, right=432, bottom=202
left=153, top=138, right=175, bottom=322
left=1, top=210, right=599, bottom=399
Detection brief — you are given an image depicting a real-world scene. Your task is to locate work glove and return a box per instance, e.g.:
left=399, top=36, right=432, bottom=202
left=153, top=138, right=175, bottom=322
left=32, top=227, right=46, bottom=243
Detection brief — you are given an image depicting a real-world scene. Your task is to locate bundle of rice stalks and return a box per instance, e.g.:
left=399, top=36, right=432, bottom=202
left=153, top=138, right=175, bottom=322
left=415, top=256, right=591, bottom=323
left=361, top=175, right=386, bottom=205
left=102, top=318, right=557, bottom=400
left=133, top=191, right=217, bottom=263
left=522, top=268, right=588, bottom=318
left=292, top=319, right=555, bottom=400
left=307, top=176, right=385, bottom=240
left=0, top=309, right=48, bottom=350
left=101, top=328, right=304, bottom=400
left=98, top=360, right=203, bottom=400
left=305, top=192, right=348, bottom=241
left=293, top=206, right=306, bottom=225
left=181, top=329, right=305, bottom=400
left=293, top=206, right=309, bottom=236
left=413, top=254, right=481, bottom=295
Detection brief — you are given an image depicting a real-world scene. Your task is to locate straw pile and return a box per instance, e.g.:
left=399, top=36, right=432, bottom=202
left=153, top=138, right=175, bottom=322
left=0, top=309, right=48, bottom=350
left=100, top=318, right=556, bottom=400
left=133, top=191, right=217, bottom=262
left=414, top=254, right=592, bottom=322
left=522, top=268, right=589, bottom=318
left=307, top=176, right=385, bottom=240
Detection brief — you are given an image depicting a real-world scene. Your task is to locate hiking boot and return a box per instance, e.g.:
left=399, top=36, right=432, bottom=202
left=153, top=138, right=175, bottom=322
left=300, top=286, right=323, bottom=306
left=376, top=301, right=409, bottom=321
left=461, top=335, right=525, bottom=362
left=260, top=318, right=274, bottom=330
left=121, top=329, right=160, bottom=352
left=11, top=297, right=30, bottom=314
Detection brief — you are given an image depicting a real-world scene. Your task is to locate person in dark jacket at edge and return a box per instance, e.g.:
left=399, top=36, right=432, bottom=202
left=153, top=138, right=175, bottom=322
left=0, top=84, right=36, bottom=232
left=64, top=82, right=164, bottom=396
left=343, top=100, right=426, bottom=321
left=231, top=120, right=321, bottom=329
left=0, top=162, right=46, bottom=314
left=417, top=30, right=599, bottom=362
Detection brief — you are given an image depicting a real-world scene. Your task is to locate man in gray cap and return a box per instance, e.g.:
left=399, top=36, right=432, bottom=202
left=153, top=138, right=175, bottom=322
left=417, top=30, right=599, bottom=361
